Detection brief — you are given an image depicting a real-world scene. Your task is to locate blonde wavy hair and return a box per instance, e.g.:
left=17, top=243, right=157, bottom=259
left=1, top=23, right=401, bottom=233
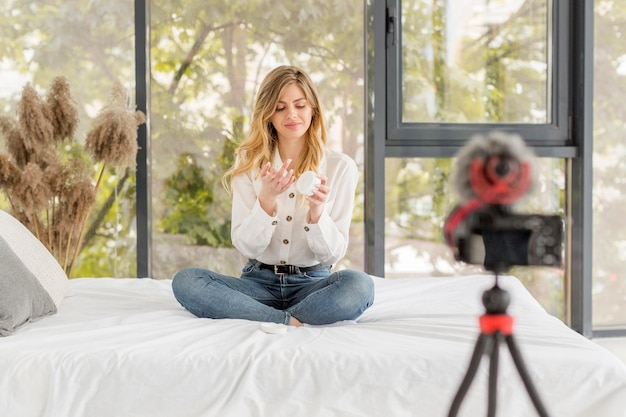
left=222, top=65, right=327, bottom=193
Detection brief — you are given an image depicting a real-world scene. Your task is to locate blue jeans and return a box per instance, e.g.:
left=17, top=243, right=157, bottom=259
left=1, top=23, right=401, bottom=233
left=171, top=261, right=375, bottom=325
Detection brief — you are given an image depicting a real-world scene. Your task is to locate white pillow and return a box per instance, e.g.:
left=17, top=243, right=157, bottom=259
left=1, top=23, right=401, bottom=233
left=0, top=209, right=69, bottom=308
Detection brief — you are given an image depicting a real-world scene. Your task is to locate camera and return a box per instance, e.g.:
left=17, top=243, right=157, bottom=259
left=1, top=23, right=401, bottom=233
left=444, top=132, right=564, bottom=273
left=455, top=207, right=563, bottom=273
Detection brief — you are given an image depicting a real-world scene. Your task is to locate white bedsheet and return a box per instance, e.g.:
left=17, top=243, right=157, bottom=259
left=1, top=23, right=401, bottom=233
left=1, top=275, right=625, bottom=417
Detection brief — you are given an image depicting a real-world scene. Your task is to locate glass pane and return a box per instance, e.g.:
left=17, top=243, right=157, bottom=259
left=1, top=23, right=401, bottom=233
left=0, top=0, right=136, bottom=278
left=384, top=156, right=566, bottom=320
left=401, top=0, right=551, bottom=124
left=150, top=1, right=365, bottom=279
left=592, top=2, right=626, bottom=328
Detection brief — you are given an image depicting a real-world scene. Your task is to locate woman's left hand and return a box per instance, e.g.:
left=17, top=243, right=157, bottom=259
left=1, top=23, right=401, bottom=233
left=306, top=175, right=328, bottom=224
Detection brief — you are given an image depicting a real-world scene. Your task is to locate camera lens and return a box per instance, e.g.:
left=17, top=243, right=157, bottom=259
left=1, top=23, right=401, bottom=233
left=494, top=158, right=511, bottom=177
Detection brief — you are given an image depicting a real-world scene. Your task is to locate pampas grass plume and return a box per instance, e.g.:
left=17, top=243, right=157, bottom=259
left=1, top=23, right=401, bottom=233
left=85, top=81, right=144, bottom=169
left=0, top=154, right=21, bottom=189
left=17, top=83, right=55, bottom=153
left=0, top=115, right=29, bottom=167
left=46, top=76, right=79, bottom=143
left=12, top=163, right=52, bottom=215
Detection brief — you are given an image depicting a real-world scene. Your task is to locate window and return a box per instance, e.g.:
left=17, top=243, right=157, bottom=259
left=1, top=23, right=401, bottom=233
left=385, top=0, right=573, bottom=152
left=592, top=1, right=626, bottom=330
left=0, top=0, right=137, bottom=278
left=148, top=1, right=367, bottom=279
left=399, top=1, right=551, bottom=125
left=372, top=0, right=595, bottom=332
left=2, top=0, right=621, bottom=337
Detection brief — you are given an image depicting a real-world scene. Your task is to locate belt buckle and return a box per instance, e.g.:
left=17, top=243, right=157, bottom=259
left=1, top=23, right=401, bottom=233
left=274, top=264, right=296, bottom=275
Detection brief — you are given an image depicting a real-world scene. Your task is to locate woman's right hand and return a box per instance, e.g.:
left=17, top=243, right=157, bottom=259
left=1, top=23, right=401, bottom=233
left=258, top=159, right=294, bottom=215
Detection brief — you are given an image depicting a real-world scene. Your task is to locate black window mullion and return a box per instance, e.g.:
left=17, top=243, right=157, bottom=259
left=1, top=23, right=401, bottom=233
left=569, top=0, right=594, bottom=338
left=135, top=0, right=151, bottom=278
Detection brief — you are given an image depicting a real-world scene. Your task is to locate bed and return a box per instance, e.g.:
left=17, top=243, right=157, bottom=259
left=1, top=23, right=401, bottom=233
left=0, top=274, right=625, bottom=417
left=2, top=210, right=626, bottom=417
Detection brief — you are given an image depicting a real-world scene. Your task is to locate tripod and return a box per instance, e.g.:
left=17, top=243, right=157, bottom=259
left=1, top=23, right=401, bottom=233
left=447, top=274, right=551, bottom=417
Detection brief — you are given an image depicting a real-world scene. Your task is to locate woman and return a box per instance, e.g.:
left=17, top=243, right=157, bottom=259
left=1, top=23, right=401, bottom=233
left=172, top=65, right=374, bottom=327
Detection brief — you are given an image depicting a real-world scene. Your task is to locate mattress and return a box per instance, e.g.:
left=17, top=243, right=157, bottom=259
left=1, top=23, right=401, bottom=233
left=1, top=274, right=625, bottom=417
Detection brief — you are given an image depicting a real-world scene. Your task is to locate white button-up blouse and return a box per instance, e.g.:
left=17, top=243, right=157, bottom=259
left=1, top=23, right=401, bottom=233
left=230, top=147, right=359, bottom=267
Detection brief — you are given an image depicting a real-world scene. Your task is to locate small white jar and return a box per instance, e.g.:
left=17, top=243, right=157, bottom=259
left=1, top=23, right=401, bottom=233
left=296, top=171, right=321, bottom=196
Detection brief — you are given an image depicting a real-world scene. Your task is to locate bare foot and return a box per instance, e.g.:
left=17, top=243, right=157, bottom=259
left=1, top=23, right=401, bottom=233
left=289, top=317, right=304, bottom=327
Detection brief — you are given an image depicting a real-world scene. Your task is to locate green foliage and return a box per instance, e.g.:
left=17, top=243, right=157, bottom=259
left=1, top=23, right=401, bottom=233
left=386, top=158, right=453, bottom=242
left=159, top=153, right=232, bottom=247
left=402, top=0, right=549, bottom=123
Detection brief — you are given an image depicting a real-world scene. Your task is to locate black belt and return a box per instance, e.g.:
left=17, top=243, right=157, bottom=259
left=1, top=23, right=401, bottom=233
left=250, top=260, right=329, bottom=275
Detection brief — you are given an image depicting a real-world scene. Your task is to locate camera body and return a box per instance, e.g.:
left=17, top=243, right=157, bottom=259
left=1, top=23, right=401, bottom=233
left=456, top=207, right=563, bottom=273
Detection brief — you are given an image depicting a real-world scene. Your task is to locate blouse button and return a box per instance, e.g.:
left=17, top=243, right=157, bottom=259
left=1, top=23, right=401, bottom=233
left=271, top=220, right=278, bottom=226
left=279, top=260, right=286, bottom=265
left=289, top=193, right=295, bottom=198
left=304, top=226, right=310, bottom=232
left=286, top=216, right=292, bottom=222
left=283, top=239, right=289, bottom=245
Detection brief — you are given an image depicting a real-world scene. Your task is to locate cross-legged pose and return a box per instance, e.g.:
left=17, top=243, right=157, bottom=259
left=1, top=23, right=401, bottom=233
left=172, top=65, right=374, bottom=327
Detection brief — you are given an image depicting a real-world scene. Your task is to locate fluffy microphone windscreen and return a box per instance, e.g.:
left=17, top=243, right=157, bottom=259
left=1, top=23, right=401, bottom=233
left=452, top=131, right=537, bottom=204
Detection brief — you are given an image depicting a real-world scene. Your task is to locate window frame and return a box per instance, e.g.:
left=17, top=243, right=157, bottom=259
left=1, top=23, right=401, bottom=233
left=384, top=0, right=575, bottom=158
left=366, top=0, right=604, bottom=337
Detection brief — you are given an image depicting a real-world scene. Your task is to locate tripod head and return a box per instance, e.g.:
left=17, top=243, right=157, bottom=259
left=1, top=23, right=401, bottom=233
left=482, top=280, right=510, bottom=315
